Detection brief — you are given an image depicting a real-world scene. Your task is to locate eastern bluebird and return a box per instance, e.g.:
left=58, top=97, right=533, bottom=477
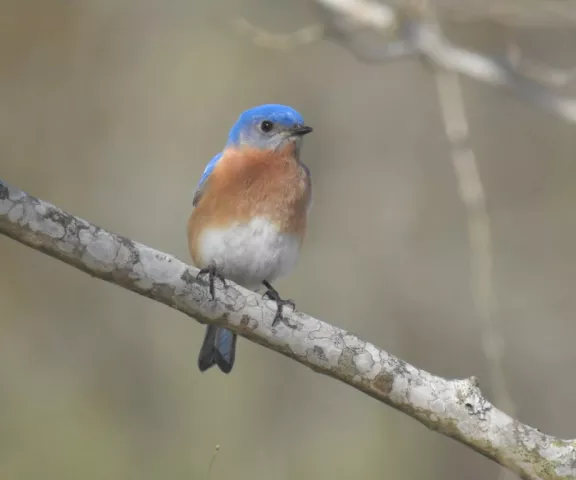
left=188, top=104, right=313, bottom=374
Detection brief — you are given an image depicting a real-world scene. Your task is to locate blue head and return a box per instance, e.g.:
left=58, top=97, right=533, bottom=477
left=226, top=104, right=312, bottom=153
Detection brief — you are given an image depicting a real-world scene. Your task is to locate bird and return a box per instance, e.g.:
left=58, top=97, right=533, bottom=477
left=187, top=104, right=313, bottom=374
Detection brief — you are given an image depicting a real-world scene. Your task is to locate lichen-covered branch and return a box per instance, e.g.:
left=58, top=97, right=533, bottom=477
left=1, top=181, right=575, bottom=478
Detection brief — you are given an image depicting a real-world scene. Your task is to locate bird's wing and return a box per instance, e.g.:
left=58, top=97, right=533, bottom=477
left=301, top=162, right=313, bottom=214
left=192, top=152, right=222, bottom=207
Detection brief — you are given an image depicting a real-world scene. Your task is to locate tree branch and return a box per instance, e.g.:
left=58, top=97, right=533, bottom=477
left=1, top=181, right=575, bottom=479
left=314, top=0, right=576, bottom=123
left=231, top=0, right=576, bottom=122
left=433, top=60, right=518, bottom=480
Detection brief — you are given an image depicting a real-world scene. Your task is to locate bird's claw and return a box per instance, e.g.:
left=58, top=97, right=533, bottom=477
left=271, top=302, right=297, bottom=329
left=262, top=281, right=297, bottom=329
left=197, top=264, right=227, bottom=299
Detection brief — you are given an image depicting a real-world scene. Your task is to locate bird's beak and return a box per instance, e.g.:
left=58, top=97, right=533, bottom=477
left=288, top=125, right=313, bottom=137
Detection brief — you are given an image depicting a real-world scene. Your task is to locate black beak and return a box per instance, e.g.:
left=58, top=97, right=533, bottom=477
left=289, top=125, right=313, bottom=136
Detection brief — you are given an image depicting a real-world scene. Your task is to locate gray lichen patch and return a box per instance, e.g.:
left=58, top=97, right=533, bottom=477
left=131, top=246, right=186, bottom=291
left=305, top=344, right=331, bottom=368
left=353, top=350, right=375, bottom=374
left=7, top=203, right=23, bottom=222
left=372, top=371, right=395, bottom=396
left=115, top=243, right=135, bottom=269
left=0, top=198, right=11, bottom=215
left=81, top=232, right=121, bottom=273
left=39, top=217, right=66, bottom=239
left=337, top=346, right=362, bottom=378
left=238, top=314, right=259, bottom=332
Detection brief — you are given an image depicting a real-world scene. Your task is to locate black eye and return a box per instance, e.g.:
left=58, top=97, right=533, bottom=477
left=260, top=120, right=274, bottom=133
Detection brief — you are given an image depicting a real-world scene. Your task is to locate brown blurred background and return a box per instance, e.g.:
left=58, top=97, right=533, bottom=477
left=1, top=1, right=576, bottom=479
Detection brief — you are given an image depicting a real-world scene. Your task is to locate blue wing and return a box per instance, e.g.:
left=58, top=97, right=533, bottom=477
left=193, top=152, right=222, bottom=206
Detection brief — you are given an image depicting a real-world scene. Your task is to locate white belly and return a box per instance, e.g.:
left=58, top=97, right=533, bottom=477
left=196, top=216, right=301, bottom=290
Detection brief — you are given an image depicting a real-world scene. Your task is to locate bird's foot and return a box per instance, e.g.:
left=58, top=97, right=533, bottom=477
left=262, top=280, right=296, bottom=328
left=197, top=264, right=227, bottom=299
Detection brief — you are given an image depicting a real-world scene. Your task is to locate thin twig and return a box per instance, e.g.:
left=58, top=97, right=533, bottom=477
left=231, top=18, right=324, bottom=50
left=207, top=444, right=220, bottom=480
left=433, top=65, right=517, bottom=480
left=318, top=0, right=576, bottom=123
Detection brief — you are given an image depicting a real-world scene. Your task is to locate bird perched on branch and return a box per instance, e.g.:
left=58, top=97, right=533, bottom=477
left=188, top=104, right=313, bottom=374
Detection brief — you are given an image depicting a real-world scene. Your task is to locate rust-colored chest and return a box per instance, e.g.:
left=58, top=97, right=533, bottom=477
left=188, top=147, right=311, bottom=259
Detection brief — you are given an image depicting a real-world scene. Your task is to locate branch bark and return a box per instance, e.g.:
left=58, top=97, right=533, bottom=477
left=1, top=181, right=575, bottom=479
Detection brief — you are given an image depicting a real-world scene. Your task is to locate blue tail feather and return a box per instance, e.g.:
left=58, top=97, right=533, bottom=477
left=198, top=325, right=237, bottom=374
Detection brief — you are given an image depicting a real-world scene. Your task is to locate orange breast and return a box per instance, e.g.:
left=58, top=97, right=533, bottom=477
left=187, top=145, right=311, bottom=266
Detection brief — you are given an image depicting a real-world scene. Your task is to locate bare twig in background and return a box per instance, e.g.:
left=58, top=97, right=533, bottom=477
left=417, top=3, right=517, bottom=480
left=316, top=0, right=397, bottom=31
left=1, top=179, right=576, bottom=480
left=433, top=0, right=576, bottom=27
left=320, top=0, right=576, bottom=122
left=505, top=42, right=576, bottom=88
left=231, top=18, right=324, bottom=50
left=234, top=0, right=576, bottom=122
left=431, top=8, right=514, bottom=413
left=207, top=444, right=220, bottom=480
left=433, top=42, right=518, bottom=480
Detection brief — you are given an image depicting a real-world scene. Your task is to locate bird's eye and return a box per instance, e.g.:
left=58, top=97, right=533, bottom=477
left=260, top=120, right=274, bottom=133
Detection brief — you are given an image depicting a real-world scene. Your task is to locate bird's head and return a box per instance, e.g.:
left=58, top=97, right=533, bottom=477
left=226, top=104, right=312, bottom=154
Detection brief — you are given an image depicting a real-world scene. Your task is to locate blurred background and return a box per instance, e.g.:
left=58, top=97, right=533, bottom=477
left=1, top=0, right=576, bottom=479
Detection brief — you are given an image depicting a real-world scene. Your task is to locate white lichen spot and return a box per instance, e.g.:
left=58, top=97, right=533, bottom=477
left=8, top=204, right=24, bottom=222
left=34, top=203, right=47, bottom=216
left=364, top=343, right=384, bottom=373
left=307, top=321, right=330, bottom=338
left=115, top=244, right=133, bottom=269
left=132, top=246, right=185, bottom=290
left=227, top=290, right=246, bottom=311
left=267, top=320, right=319, bottom=356
left=8, top=189, right=25, bottom=201
left=81, top=233, right=119, bottom=273
left=429, top=398, right=446, bottom=414
left=0, top=199, right=13, bottom=215
left=263, top=299, right=281, bottom=317
left=245, top=294, right=259, bottom=307
left=407, top=383, right=437, bottom=410
left=353, top=351, right=375, bottom=374
left=287, top=339, right=308, bottom=356
left=389, top=375, right=410, bottom=401
left=79, top=228, right=95, bottom=245
left=342, top=334, right=365, bottom=350
left=39, top=218, right=65, bottom=238
left=20, top=203, right=40, bottom=227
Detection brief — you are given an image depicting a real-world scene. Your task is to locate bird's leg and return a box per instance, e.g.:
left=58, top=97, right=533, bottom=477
left=197, top=263, right=227, bottom=299
left=262, top=280, right=296, bottom=328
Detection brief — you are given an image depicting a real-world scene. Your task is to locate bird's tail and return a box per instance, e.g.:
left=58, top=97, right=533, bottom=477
left=198, top=325, right=237, bottom=374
